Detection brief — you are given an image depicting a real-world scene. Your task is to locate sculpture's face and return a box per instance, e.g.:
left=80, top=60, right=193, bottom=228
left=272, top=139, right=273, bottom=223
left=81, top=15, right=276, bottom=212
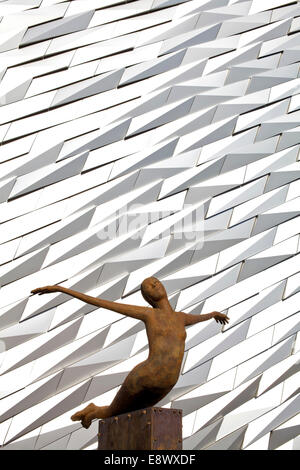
left=141, top=277, right=166, bottom=303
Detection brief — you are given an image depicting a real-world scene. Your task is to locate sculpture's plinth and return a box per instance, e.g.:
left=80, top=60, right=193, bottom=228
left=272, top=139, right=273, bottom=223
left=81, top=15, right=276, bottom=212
left=98, top=407, right=182, bottom=450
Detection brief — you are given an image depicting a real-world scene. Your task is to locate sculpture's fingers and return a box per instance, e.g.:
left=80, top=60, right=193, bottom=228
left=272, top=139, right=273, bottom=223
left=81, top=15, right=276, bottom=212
left=31, top=288, right=41, bottom=294
left=32, top=288, right=47, bottom=295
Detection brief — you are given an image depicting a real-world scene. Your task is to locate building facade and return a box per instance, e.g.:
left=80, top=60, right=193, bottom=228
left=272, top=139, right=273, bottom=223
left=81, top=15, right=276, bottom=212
left=0, top=0, right=299, bottom=450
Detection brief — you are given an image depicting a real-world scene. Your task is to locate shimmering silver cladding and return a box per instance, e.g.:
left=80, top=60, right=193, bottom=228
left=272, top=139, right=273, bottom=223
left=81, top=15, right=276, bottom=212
left=0, top=0, right=299, bottom=451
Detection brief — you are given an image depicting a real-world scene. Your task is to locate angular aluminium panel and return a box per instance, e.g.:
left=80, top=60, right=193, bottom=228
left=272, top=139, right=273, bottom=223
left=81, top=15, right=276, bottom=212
left=0, top=0, right=299, bottom=451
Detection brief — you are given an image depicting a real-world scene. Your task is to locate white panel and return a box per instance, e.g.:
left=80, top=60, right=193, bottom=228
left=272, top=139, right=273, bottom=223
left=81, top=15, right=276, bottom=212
left=0, top=0, right=298, bottom=452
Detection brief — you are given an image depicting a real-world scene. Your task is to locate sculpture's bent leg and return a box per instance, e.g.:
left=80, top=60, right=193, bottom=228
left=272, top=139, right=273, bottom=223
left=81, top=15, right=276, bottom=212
left=71, top=360, right=174, bottom=428
left=108, top=382, right=173, bottom=417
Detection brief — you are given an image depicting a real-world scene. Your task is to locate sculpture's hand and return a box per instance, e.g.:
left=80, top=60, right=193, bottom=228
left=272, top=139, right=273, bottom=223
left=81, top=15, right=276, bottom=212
left=31, top=285, right=60, bottom=295
left=212, top=312, right=229, bottom=325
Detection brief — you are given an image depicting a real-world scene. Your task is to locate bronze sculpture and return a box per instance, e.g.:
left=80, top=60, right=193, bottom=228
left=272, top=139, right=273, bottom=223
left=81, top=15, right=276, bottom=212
left=31, top=277, right=229, bottom=429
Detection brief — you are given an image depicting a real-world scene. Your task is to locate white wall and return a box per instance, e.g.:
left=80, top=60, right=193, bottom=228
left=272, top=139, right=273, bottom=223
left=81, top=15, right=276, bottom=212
left=0, top=0, right=299, bottom=450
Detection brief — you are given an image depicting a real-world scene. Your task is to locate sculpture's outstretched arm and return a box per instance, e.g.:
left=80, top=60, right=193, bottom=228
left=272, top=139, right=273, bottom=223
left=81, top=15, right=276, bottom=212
left=31, top=285, right=151, bottom=321
left=181, top=311, right=229, bottom=326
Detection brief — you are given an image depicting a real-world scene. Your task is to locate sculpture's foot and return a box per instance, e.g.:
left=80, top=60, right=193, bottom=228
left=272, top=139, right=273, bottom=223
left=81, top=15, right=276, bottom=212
left=71, top=402, right=98, bottom=429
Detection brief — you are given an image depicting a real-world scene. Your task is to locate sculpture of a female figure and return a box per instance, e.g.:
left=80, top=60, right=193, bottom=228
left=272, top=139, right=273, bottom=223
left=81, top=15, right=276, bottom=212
left=31, top=277, right=229, bottom=428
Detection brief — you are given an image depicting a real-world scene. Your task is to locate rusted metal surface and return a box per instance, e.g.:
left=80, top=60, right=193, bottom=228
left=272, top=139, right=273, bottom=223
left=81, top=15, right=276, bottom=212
left=32, top=277, right=229, bottom=430
left=98, top=407, right=182, bottom=450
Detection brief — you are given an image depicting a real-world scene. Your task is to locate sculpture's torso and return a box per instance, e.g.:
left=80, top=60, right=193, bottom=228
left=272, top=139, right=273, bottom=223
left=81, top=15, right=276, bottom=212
left=123, top=310, right=186, bottom=394
left=88, top=306, right=189, bottom=418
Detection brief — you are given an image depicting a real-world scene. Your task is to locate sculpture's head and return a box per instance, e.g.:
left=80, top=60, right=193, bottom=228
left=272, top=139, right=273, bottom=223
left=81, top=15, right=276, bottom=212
left=141, top=277, right=167, bottom=307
